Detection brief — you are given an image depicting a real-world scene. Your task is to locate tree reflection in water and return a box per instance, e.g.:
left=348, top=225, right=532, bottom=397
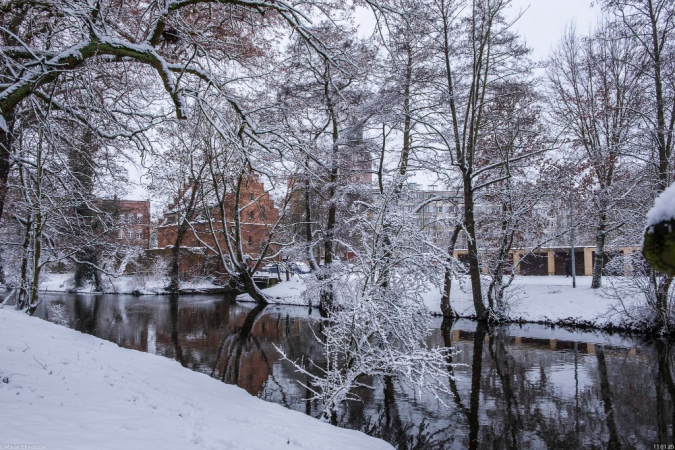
left=35, top=294, right=675, bottom=449
left=169, top=294, right=186, bottom=367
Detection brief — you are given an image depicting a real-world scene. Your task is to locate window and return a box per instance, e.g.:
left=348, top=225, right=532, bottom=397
left=128, top=230, right=134, bottom=239
left=247, top=236, right=253, bottom=246
left=259, top=212, right=265, bottom=221
left=136, top=213, right=143, bottom=223
left=136, top=229, right=142, bottom=239
left=118, top=229, right=124, bottom=239
left=249, top=194, right=254, bottom=201
left=248, top=211, right=254, bottom=220
left=436, top=206, right=443, bottom=213
left=119, top=213, right=126, bottom=223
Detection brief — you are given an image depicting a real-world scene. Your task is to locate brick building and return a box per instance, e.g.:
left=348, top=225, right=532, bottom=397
left=155, top=174, right=280, bottom=277
left=102, top=199, right=151, bottom=248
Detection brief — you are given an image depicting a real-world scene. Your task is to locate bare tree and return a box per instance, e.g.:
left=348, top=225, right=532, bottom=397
left=547, top=22, right=646, bottom=288
left=418, top=0, right=539, bottom=319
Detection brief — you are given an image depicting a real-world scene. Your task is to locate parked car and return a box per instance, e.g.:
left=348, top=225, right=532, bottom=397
left=290, top=262, right=311, bottom=274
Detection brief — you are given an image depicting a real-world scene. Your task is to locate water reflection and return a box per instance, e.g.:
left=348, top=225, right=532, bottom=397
left=35, top=294, right=674, bottom=450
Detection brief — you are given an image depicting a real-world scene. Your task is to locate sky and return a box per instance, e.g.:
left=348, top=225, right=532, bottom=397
left=508, top=0, right=601, bottom=61
left=353, top=0, right=601, bottom=61
left=128, top=1, right=602, bottom=203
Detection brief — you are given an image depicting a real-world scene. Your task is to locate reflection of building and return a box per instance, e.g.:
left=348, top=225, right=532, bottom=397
left=103, top=198, right=151, bottom=248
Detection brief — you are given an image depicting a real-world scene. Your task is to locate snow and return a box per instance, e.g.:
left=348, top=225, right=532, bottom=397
left=237, top=275, right=309, bottom=305
left=646, top=182, right=675, bottom=226
left=239, top=274, right=640, bottom=329
left=0, top=308, right=393, bottom=450
left=421, top=275, right=629, bottom=324
left=39, top=272, right=223, bottom=295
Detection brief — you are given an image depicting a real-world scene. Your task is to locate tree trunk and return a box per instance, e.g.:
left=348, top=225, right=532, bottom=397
left=169, top=294, right=186, bottom=367
left=591, top=212, right=607, bottom=289
left=0, top=113, right=14, bottom=224
left=239, top=270, right=269, bottom=305
left=168, top=182, right=199, bottom=293
left=647, top=4, right=672, bottom=192
left=463, top=177, right=486, bottom=319
left=17, top=216, right=31, bottom=310
left=71, top=130, right=102, bottom=290
left=0, top=115, right=14, bottom=283
left=596, top=345, right=622, bottom=450
left=441, top=224, right=462, bottom=317
left=304, top=167, right=319, bottom=272
left=655, top=274, right=673, bottom=331
left=168, top=230, right=186, bottom=293
left=468, top=322, right=487, bottom=450
left=321, top=171, right=337, bottom=313
left=28, top=211, right=43, bottom=316
left=319, top=69, right=340, bottom=314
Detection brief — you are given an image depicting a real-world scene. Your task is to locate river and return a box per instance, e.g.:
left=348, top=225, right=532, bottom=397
left=33, top=293, right=674, bottom=449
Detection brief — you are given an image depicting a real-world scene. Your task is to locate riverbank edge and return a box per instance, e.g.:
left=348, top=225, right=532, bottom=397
left=24, top=287, right=659, bottom=337
left=234, top=295, right=663, bottom=337
left=37, top=287, right=235, bottom=295
left=428, top=312, right=670, bottom=337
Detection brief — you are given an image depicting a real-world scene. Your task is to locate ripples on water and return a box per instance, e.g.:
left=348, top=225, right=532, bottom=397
left=34, top=293, right=675, bottom=450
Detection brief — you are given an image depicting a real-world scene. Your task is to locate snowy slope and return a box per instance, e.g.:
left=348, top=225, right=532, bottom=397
left=0, top=309, right=393, bottom=450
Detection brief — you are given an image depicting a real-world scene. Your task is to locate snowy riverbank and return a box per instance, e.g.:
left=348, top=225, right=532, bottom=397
left=37, top=272, right=225, bottom=295
left=0, top=309, right=393, bottom=450
left=238, top=275, right=641, bottom=330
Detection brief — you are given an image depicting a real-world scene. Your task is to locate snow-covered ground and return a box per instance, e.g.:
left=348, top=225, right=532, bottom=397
left=39, top=272, right=223, bottom=294
left=238, top=275, right=639, bottom=329
left=0, top=308, right=393, bottom=450
left=421, top=275, right=634, bottom=325
left=238, top=275, right=309, bottom=305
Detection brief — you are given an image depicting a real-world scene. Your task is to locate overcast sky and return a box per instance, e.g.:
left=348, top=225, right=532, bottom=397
left=509, top=0, right=601, bottom=60
left=354, top=0, right=602, bottom=61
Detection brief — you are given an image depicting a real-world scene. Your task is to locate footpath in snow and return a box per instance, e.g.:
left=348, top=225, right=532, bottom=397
left=238, top=275, right=636, bottom=329
left=0, top=309, right=393, bottom=450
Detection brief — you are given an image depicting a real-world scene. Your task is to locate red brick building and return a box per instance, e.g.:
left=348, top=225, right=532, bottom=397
left=156, top=174, right=280, bottom=276
left=102, top=199, right=151, bottom=248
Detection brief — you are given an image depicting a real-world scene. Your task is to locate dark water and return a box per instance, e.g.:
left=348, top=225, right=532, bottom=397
left=34, top=293, right=675, bottom=450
